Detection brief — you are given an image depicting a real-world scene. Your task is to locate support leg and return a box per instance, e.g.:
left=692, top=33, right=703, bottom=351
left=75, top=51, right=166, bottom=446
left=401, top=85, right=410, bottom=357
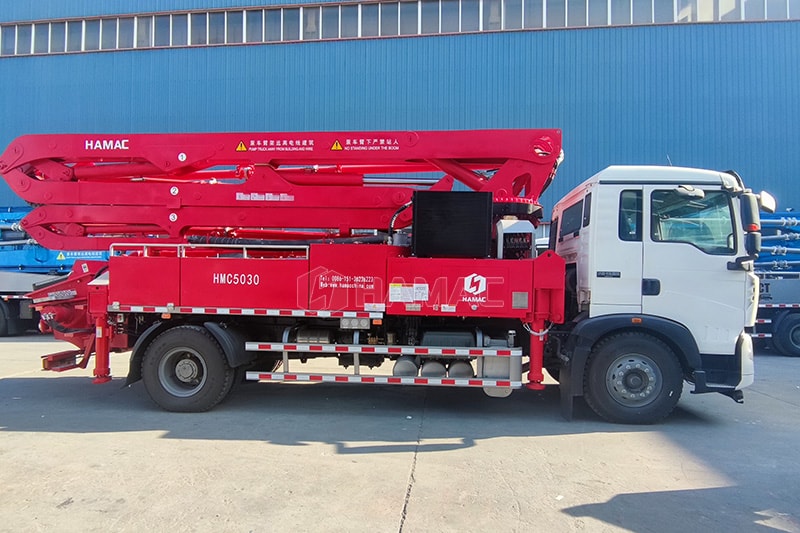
left=526, top=320, right=546, bottom=391
left=92, top=316, right=112, bottom=384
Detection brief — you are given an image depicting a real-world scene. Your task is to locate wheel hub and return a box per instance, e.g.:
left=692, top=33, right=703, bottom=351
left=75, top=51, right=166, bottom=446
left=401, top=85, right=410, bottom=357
left=618, top=365, right=653, bottom=395
left=175, top=358, right=200, bottom=382
left=606, top=355, right=662, bottom=407
left=158, top=347, right=208, bottom=397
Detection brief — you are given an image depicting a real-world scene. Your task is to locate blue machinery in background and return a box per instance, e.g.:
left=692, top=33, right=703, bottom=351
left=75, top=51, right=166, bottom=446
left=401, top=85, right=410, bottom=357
left=757, top=211, right=800, bottom=272
left=1, top=207, right=107, bottom=275
left=0, top=207, right=107, bottom=335
left=754, top=211, right=800, bottom=357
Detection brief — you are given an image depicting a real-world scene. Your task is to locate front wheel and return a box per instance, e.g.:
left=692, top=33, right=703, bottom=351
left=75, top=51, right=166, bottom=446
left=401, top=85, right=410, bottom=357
left=141, top=325, right=235, bottom=412
left=584, top=332, right=683, bottom=424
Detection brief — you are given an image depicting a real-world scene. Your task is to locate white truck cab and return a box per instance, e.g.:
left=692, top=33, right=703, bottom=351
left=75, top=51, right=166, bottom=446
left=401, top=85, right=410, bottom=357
left=548, top=165, right=773, bottom=423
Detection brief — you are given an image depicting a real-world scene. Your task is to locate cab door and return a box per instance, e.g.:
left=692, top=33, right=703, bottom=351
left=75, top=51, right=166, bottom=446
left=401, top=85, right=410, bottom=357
left=641, top=186, right=746, bottom=354
left=586, top=187, right=644, bottom=317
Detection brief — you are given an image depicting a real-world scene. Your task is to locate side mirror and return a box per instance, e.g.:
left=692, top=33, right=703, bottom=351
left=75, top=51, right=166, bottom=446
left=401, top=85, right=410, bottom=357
left=745, top=231, right=761, bottom=256
left=740, top=193, right=760, bottom=231
left=758, top=191, right=777, bottom=214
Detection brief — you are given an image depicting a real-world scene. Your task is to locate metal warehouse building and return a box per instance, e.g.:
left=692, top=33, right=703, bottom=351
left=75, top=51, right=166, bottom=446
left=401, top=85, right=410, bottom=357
left=1, top=1, right=799, bottom=212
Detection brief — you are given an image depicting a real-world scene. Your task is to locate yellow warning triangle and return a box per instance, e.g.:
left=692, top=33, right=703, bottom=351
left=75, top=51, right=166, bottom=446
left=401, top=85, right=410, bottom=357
left=235, top=141, right=248, bottom=152
left=57, top=252, right=66, bottom=260
left=331, top=140, right=343, bottom=151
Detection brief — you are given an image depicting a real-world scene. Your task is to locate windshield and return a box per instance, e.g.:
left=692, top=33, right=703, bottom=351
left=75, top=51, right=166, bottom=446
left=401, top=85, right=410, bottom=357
left=651, top=190, right=735, bottom=255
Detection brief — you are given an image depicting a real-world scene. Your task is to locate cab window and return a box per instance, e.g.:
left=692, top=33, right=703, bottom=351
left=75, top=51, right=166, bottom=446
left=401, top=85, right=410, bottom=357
left=619, top=190, right=642, bottom=241
left=559, top=199, right=583, bottom=240
left=582, top=192, right=592, bottom=227
left=651, top=189, right=735, bottom=254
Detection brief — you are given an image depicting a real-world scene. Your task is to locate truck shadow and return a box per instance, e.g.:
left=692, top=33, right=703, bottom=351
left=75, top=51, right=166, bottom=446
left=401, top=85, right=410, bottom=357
left=0, top=375, right=712, bottom=447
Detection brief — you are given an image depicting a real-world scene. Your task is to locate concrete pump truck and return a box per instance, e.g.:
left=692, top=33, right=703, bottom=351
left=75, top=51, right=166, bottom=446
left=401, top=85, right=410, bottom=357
left=0, top=130, right=773, bottom=423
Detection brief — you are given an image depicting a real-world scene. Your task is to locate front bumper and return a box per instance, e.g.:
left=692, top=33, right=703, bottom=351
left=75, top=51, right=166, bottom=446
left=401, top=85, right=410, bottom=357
left=690, top=331, right=752, bottom=402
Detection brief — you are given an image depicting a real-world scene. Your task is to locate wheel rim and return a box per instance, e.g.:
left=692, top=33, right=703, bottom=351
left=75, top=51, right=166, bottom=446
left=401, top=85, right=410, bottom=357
left=158, top=347, right=208, bottom=398
left=604, top=353, right=663, bottom=407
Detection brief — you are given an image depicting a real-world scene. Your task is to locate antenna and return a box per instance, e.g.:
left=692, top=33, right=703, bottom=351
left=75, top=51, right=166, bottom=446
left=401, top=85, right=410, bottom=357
left=666, top=154, right=673, bottom=166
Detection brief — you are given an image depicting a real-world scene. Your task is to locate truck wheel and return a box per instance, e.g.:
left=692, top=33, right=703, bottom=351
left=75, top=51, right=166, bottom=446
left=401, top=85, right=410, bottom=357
left=584, top=332, right=683, bottom=424
left=141, top=325, right=235, bottom=412
left=774, top=314, right=800, bottom=357
left=0, top=301, right=8, bottom=337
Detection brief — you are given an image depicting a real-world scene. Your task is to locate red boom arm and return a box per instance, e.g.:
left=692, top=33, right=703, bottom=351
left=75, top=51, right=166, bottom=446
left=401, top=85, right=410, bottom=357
left=0, top=130, right=562, bottom=250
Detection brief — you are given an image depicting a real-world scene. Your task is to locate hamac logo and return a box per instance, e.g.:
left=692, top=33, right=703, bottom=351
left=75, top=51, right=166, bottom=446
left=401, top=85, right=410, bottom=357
left=84, top=139, right=129, bottom=150
left=464, top=273, right=487, bottom=295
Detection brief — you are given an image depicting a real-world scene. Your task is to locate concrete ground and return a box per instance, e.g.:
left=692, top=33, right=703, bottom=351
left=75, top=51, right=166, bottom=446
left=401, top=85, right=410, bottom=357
left=0, top=334, right=798, bottom=533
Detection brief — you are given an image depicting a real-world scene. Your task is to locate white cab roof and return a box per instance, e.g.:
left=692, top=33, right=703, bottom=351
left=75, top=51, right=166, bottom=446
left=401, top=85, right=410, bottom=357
left=588, top=165, right=740, bottom=188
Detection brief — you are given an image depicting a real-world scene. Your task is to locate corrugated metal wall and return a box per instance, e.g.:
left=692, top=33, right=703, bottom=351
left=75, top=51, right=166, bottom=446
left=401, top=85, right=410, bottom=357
left=1, top=11, right=798, bottom=211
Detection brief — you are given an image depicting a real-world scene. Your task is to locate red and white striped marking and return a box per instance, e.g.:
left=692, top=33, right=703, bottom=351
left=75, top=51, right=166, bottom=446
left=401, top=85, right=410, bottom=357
left=755, top=318, right=772, bottom=324
left=245, top=342, right=522, bottom=357
left=1, top=294, right=29, bottom=300
left=750, top=333, right=773, bottom=338
left=110, top=304, right=381, bottom=319
left=759, top=303, right=800, bottom=309
left=245, top=371, right=521, bottom=388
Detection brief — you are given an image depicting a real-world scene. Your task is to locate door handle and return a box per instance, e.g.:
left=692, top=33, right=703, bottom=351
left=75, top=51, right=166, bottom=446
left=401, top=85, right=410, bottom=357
left=642, top=278, right=661, bottom=296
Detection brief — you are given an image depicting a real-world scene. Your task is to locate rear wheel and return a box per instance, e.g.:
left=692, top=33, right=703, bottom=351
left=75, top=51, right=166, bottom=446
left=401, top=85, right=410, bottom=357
left=584, top=332, right=683, bottom=424
left=141, top=325, right=234, bottom=412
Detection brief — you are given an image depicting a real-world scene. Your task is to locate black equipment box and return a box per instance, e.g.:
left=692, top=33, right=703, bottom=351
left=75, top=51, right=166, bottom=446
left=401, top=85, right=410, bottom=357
left=411, top=191, right=492, bottom=258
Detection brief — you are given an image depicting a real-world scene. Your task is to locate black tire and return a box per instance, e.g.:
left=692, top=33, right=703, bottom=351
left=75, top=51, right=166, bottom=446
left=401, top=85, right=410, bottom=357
left=774, top=313, right=800, bottom=357
left=584, top=332, right=683, bottom=424
left=0, top=301, right=8, bottom=337
left=769, top=333, right=788, bottom=355
left=141, top=325, right=235, bottom=412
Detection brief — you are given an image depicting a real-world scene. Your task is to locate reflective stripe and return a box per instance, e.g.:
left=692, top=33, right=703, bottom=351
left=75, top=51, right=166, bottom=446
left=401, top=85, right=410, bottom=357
left=245, top=342, right=521, bottom=357
left=110, top=304, right=381, bottom=318
left=246, top=371, right=519, bottom=388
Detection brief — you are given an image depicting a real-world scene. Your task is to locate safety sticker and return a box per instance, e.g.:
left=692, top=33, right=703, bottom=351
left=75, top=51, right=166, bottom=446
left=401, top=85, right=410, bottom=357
left=389, top=283, right=429, bottom=303
left=57, top=252, right=66, bottom=261
left=337, top=137, right=400, bottom=151
left=331, top=140, right=343, bottom=151
left=247, top=139, right=314, bottom=152
left=236, top=141, right=248, bottom=152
